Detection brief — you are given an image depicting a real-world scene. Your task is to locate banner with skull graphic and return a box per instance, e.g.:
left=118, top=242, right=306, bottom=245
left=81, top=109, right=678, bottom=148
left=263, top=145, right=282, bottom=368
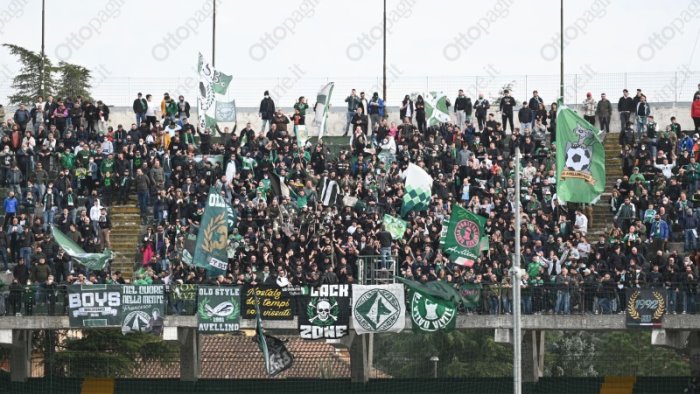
left=297, top=284, right=351, bottom=340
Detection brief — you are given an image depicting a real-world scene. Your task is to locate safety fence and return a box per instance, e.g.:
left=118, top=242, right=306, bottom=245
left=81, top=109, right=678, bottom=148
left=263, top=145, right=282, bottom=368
left=1, top=71, right=698, bottom=108
left=1, top=282, right=697, bottom=317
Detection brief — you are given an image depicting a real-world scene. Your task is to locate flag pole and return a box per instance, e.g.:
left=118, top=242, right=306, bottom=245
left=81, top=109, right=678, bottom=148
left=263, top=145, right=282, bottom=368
left=559, top=0, right=564, bottom=100
left=512, top=147, right=522, bottom=394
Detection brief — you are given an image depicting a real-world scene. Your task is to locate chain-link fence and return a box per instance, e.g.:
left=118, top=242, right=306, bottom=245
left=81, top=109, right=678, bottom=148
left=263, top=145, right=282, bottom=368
left=1, top=71, right=698, bottom=109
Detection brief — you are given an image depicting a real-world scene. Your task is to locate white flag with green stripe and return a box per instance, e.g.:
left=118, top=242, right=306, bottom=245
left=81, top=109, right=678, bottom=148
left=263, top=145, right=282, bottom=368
left=197, top=52, right=233, bottom=134
left=401, top=163, right=433, bottom=217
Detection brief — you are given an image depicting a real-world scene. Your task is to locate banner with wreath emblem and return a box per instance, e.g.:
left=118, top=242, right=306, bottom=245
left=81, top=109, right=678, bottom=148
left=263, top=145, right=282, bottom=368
left=625, top=288, right=666, bottom=328
left=197, top=286, right=241, bottom=333
left=192, top=187, right=229, bottom=278
left=297, top=284, right=351, bottom=340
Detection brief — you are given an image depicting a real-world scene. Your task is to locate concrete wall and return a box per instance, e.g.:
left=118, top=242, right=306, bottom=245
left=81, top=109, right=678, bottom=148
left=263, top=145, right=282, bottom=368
left=102, top=102, right=697, bottom=138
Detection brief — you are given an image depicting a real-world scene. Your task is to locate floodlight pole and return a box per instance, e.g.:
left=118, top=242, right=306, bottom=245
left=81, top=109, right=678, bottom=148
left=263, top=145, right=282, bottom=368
left=382, top=0, right=387, bottom=102
left=212, top=0, right=216, bottom=66
left=512, top=147, right=522, bottom=394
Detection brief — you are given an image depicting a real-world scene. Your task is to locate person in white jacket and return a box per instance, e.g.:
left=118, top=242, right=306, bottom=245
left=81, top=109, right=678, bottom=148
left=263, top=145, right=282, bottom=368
left=654, top=156, right=675, bottom=178
left=379, top=137, right=396, bottom=155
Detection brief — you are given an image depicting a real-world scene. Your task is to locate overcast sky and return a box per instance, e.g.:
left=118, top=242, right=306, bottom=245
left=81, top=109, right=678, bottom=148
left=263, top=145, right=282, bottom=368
left=1, top=0, right=699, bottom=106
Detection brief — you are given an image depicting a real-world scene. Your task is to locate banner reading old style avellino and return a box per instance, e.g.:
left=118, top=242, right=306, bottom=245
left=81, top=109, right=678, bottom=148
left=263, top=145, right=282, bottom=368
left=197, top=286, right=241, bottom=333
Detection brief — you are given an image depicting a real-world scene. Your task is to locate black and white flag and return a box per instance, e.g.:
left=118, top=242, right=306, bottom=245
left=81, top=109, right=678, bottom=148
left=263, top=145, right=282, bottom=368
left=320, top=177, right=339, bottom=207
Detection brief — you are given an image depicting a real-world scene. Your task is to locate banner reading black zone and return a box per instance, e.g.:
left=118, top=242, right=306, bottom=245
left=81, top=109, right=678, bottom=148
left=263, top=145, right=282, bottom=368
left=297, top=284, right=351, bottom=340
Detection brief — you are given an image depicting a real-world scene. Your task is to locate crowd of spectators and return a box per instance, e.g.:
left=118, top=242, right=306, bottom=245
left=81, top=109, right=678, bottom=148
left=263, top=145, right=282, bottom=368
left=0, top=84, right=699, bottom=316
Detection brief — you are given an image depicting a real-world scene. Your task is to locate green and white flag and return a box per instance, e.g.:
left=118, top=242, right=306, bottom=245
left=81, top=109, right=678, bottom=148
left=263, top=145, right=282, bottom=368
left=441, top=205, right=487, bottom=264
left=351, top=284, right=405, bottom=335
left=382, top=214, right=407, bottom=240
left=197, top=52, right=233, bottom=133
left=313, top=82, right=334, bottom=138
left=295, top=125, right=309, bottom=148
left=253, top=293, right=294, bottom=376
left=192, top=187, right=229, bottom=277
left=413, top=91, right=451, bottom=126
left=401, top=163, right=433, bottom=217
left=395, top=277, right=458, bottom=333
left=555, top=100, right=605, bottom=203
left=51, top=226, right=112, bottom=271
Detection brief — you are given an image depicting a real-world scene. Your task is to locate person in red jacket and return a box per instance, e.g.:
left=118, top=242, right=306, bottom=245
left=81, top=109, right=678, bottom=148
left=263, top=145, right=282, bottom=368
left=691, top=94, right=700, bottom=133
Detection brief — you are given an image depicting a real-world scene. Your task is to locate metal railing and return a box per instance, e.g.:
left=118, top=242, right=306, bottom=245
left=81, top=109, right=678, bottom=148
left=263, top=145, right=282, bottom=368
left=1, top=281, right=697, bottom=317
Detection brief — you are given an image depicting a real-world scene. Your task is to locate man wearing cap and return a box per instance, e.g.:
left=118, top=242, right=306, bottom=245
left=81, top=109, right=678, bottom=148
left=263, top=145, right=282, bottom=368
left=132, top=93, right=147, bottom=127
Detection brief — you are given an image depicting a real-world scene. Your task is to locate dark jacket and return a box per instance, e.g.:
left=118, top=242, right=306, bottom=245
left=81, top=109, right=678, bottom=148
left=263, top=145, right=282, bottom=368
left=133, top=98, right=147, bottom=114
left=618, top=96, right=634, bottom=112
left=259, top=97, right=275, bottom=120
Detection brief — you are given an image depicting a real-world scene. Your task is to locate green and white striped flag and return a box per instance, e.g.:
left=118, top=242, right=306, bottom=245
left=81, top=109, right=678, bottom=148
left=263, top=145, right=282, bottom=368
left=400, top=163, right=433, bottom=217
left=382, top=214, right=407, bottom=240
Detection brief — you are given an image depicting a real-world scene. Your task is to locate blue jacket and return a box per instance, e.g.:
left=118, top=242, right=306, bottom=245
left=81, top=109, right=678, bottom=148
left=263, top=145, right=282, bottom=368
left=3, top=197, right=17, bottom=214
left=650, top=219, right=670, bottom=240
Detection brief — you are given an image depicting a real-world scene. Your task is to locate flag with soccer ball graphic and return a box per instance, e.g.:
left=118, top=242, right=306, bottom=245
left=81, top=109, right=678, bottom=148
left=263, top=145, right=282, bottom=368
left=555, top=100, right=606, bottom=203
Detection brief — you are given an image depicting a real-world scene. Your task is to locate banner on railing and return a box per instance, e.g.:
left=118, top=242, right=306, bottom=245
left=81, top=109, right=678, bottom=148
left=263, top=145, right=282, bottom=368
left=298, top=284, right=351, bottom=340
left=242, top=285, right=294, bottom=320
left=459, top=283, right=482, bottom=309
left=625, top=288, right=666, bottom=328
left=351, top=284, right=405, bottom=335
left=67, top=285, right=165, bottom=335
left=197, top=286, right=241, bottom=333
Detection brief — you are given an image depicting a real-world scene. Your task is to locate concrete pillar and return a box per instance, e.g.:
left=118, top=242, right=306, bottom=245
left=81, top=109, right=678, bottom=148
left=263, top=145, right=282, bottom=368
left=178, top=327, right=199, bottom=382
left=651, top=329, right=689, bottom=349
left=10, top=330, right=32, bottom=382
left=522, top=330, right=545, bottom=383
left=689, top=331, right=700, bottom=377
left=349, top=333, right=370, bottom=383
left=494, top=328, right=512, bottom=344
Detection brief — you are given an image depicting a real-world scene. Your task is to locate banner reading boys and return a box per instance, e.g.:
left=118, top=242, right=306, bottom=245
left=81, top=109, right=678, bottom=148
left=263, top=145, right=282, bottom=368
left=68, top=285, right=122, bottom=327
left=197, top=286, right=241, bottom=333
left=298, top=284, right=351, bottom=340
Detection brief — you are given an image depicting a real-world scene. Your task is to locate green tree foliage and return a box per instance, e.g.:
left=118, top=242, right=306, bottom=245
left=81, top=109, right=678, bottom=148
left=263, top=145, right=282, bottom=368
left=3, top=43, right=56, bottom=104
left=373, top=330, right=512, bottom=378
left=592, top=331, right=690, bottom=376
left=55, top=61, right=93, bottom=102
left=49, top=329, right=178, bottom=378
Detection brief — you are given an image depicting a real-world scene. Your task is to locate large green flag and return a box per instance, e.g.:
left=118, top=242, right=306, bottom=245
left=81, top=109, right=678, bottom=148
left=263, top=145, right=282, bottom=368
left=401, top=163, right=433, bottom=217
left=51, top=226, right=112, bottom=271
left=192, top=187, right=228, bottom=277
left=441, top=205, right=487, bottom=263
left=395, top=277, right=458, bottom=333
left=555, top=100, right=606, bottom=203
left=382, top=214, right=407, bottom=240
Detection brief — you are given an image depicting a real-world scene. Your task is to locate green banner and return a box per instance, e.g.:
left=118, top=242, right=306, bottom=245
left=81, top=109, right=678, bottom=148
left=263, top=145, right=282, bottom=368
left=459, top=283, right=482, bottom=309
left=442, top=205, right=486, bottom=261
left=395, top=277, right=458, bottom=333
left=555, top=101, right=606, bottom=203
left=197, top=286, right=241, bottom=333
left=383, top=214, right=407, bottom=240
left=52, top=226, right=112, bottom=271
left=192, top=187, right=229, bottom=277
